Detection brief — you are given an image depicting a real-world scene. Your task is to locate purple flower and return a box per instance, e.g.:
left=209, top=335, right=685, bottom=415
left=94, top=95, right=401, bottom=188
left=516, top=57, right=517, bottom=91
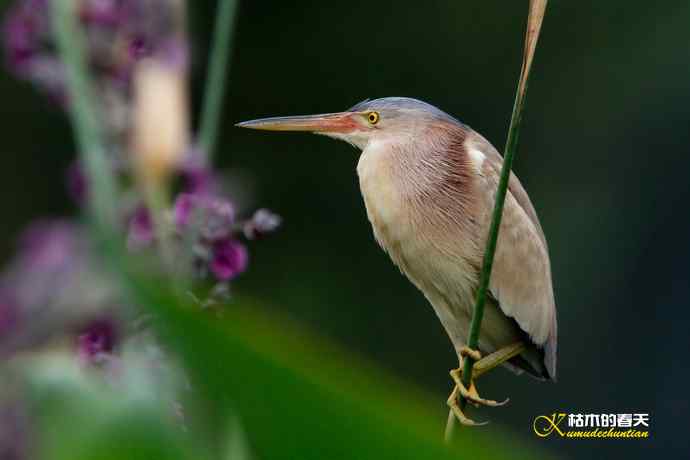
left=4, top=0, right=180, bottom=102
left=243, top=209, right=282, bottom=240
left=127, top=206, right=154, bottom=249
left=0, top=219, right=127, bottom=361
left=200, top=198, right=235, bottom=241
left=174, top=194, right=235, bottom=241
left=77, top=317, right=118, bottom=364
left=210, top=240, right=248, bottom=281
left=3, top=0, right=69, bottom=103
left=2, top=0, right=47, bottom=74
left=180, top=150, right=217, bottom=195
left=80, top=0, right=126, bottom=27
left=181, top=165, right=215, bottom=196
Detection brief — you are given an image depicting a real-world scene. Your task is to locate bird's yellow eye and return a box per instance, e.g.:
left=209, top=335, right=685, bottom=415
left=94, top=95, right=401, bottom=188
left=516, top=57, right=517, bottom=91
left=366, top=111, right=380, bottom=125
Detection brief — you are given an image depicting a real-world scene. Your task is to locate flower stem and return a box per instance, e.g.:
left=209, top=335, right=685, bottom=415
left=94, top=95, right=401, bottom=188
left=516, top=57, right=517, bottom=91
left=198, top=0, right=240, bottom=164
left=51, top=0, right=118, bottom=231
left=51, top=0, right=116, bottom=229
left=445, top=0, right=548, bottom=441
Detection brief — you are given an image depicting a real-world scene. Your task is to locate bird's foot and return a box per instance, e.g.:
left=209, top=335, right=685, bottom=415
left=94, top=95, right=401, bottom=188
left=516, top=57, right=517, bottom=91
left=447, top=385, right=488, bottom=426
left=449, top=367, right=510, bottom=408
left=446, top=344, right=523, bottom=428
left=459, top=345, right=482, bottom=361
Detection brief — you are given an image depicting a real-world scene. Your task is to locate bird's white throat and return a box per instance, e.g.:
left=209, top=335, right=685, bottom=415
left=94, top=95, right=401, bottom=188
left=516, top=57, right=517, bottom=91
left=356, top=138, right=409, bottom=249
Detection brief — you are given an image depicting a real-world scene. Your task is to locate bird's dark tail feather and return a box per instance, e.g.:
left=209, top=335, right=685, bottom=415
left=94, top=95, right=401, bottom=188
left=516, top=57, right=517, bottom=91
left=503, top=343, right=553, bottom=381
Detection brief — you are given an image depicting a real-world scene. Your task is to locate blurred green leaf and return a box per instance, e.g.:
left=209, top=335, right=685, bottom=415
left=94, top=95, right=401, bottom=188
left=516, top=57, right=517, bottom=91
left=129, top=278, right=550, bottom=460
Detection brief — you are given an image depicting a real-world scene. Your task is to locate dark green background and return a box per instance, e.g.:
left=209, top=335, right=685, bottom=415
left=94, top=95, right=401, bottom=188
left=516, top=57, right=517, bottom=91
left=2, top=1, right=688, bottom=458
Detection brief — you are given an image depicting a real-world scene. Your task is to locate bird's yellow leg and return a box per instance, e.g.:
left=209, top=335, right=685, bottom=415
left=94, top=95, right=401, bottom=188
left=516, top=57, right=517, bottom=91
left=473, top=342, right=526, bottom=378
left=449, top=343, right=526, bottom=411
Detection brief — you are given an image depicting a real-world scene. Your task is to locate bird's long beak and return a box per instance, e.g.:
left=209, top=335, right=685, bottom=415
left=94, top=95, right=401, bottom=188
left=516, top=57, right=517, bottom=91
left=235, top=111, right=359, bottom=134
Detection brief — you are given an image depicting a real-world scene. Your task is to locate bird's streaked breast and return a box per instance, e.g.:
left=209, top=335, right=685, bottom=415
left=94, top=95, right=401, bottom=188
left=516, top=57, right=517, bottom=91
left=355, top=129, right=484, bottom=344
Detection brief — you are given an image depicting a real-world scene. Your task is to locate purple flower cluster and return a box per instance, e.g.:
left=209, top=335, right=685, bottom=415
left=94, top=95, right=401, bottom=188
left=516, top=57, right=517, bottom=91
left=4, top=0, right=280, bottom=292
left=1, top=0, right=282, bottom=352
left=174, top=192, right=247, bottom=281
left=3, top=0, right=181, bottom=104
left=0, top=3, right=281, bottom=452
left=0, top=2, right=286, bottom=458
left=3, top=0, right=281, bottom=293
left=0, top=220, right=123, bottom=358
left=3, top=0, right=61, bottom=99
left=125, top=159, right=281, bottom=283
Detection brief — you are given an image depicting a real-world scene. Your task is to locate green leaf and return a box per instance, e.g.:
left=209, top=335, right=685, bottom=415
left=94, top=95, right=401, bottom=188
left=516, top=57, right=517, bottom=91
left=129, top=279, right=549, bottom=460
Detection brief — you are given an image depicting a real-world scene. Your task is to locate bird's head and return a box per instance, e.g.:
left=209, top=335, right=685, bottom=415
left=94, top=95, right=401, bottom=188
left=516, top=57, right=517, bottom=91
left=236, top=97, right=462, bottom=150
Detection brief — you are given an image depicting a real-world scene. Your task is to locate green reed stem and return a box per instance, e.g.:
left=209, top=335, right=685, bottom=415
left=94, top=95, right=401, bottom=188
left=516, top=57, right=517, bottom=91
left=459, top=80, right=527, bottom=400
left=198, top=0, right=240, bottom=163
left=52, top=0, right=118, bottom=231
left=446, top=0, right=548, bottom=442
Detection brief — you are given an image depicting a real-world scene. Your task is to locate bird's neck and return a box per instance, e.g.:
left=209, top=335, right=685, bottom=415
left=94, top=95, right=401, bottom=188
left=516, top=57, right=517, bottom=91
left=357, top=123, right=477, bottom=244
left=360, top=123, right=473, bottom=203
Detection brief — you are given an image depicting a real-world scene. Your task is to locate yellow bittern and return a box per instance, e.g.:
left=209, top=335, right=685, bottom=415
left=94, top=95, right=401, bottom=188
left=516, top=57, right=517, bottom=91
left=237, top=97, right=557, bottom=425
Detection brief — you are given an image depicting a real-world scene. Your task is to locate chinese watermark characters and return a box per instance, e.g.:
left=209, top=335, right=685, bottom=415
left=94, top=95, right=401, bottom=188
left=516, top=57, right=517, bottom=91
left=533, top=412, right=650, bottom=439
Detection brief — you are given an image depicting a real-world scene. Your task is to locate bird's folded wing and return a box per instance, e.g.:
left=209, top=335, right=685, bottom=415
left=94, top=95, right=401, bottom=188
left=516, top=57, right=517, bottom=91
left=469, top=134, right=557, bottom=363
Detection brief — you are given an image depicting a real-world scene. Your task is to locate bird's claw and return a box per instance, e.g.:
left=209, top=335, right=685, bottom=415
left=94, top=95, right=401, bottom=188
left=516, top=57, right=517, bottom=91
left=449, top=368, right=510, bottom=409
left=447, top=386, right=488, bottom=426
left=446, top=346, right=511, bottom=426
left=459, top=346, right=482, bottom=362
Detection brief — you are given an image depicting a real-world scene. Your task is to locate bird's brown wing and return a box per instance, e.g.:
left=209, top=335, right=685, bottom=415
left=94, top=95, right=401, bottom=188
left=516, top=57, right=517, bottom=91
left=467, top=132, right=557, bottom=379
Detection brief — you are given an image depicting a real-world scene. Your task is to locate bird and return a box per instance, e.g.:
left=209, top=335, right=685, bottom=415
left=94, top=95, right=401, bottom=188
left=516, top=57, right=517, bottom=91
left=236, top=97, right=557, bottom=425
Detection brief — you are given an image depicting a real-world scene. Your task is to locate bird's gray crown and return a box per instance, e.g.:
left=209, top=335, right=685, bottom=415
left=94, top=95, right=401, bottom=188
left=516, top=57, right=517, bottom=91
left=348, top=97, right=463, bottom=126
